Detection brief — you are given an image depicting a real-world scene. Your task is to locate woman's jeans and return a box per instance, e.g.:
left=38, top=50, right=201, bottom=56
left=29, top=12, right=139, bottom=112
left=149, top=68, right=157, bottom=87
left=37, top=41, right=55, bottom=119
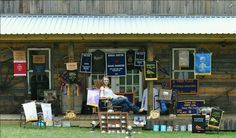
left=112, top=97, right=139, bottom=113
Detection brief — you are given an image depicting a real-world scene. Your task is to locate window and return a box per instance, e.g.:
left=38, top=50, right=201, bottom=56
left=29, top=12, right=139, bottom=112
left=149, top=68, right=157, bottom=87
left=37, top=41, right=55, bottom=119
left=88, top=48, right=143, bottom=102
left=172, top=48, right=196, bottom=79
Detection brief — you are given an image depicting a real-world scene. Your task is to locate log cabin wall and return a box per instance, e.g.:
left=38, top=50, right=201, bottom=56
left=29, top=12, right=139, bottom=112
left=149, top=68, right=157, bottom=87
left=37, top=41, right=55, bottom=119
left=1, top=0, right=236, bottom=16
left=0, top=42, right=87, bottom=113
left=152, top=43, right=236, bottom=113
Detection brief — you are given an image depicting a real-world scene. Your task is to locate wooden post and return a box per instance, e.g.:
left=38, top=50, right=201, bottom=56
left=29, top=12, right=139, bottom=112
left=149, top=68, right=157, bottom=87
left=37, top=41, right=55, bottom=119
left=68, top=43, right=75, bottom=111
left=147, top=45, right=154, bottom=115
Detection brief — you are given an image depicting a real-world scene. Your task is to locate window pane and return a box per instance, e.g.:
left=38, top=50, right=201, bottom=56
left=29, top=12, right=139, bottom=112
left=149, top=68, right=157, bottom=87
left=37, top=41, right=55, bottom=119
left=126, top=86, right=132, bottom=92
left=133, top=75, right=139, bottom=85
left=120, top=77, right=125, bottom=85
left=120, top=86, right=125, bottom=92
left=127, top=75, right=132, bottom=85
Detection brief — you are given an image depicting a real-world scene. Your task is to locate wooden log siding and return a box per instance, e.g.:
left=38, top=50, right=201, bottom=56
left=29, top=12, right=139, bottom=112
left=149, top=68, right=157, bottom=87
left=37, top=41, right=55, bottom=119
left=1, top=0, right=236, bottom=16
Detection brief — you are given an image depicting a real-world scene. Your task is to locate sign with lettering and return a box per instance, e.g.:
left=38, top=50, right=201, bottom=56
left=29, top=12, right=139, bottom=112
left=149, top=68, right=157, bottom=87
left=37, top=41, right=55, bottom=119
left=192, top=115, right=206, bottom=133
left=80, top=53, right=92, bottom=73
left=176, top=100, right=205, bottom=115
left=144, top=61, right=158, bottom=80
left=14, top=61, right=27, bottom=76
left=208, top=108, right=224, bottom=129
left=171, top=79, right=198, bottom=94
left=134, top=52, right=145, bottom=66
left=194, top=53, right=211, bottom=75
left=106, top=53, right=126, bottom=76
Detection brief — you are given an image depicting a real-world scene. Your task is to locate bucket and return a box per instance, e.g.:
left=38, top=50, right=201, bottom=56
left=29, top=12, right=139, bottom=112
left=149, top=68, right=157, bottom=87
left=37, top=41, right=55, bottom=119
left=160, top=125, right=167, bottom=132
left=180, top=125, right=186, bottom=131
left=153, top=125, right=159, bottom=132
left=167, top=125, right=173, bottom=132
left=174, top=125, right=180, bottom=131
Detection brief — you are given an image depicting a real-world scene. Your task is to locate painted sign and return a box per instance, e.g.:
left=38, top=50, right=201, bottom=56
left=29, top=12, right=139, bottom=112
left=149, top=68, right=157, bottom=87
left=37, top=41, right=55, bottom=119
left=106, top=53, right=126, bottom=76
left=14, top=61, right=27, bottom=76
left=80, top=53, right=92, bottom=73
left=194, top=53, right=211, bottom=75
left=192, top=115, right=206, bottom=133
left=176, top=100, right=205, bottom=115
left=171, top=79, right=198, bottom=94
left=208, top=108, right=224, bottom=129
left=134, top=51, right=145, bottom=66
left=144, top=61, right=158, bottom=80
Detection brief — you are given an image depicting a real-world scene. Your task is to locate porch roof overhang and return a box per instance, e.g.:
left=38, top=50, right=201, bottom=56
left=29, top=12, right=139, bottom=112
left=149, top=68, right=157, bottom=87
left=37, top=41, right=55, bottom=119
left=1, top=15, right=236, bottom=42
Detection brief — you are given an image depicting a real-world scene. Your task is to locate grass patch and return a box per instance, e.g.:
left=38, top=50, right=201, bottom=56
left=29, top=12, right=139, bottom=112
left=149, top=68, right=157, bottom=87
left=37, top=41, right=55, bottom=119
left=0, top=124, right=236, bottom=138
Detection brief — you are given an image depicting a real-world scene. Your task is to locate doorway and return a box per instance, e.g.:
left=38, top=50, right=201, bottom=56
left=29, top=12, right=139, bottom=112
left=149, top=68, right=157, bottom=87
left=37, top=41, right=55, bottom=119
left=27, top=48, right=51, bottom=100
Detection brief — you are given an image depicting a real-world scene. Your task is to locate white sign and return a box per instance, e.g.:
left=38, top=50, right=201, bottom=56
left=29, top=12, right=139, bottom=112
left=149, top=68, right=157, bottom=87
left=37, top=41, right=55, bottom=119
left=22, top=101, right=38, bottom=122
left=41, top=103, right=53, bottom=126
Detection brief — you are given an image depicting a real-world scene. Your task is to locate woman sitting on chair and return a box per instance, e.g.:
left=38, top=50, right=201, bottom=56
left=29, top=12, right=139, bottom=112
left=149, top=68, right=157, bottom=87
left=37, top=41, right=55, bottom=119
left=100, top=76, right=144, bottom=113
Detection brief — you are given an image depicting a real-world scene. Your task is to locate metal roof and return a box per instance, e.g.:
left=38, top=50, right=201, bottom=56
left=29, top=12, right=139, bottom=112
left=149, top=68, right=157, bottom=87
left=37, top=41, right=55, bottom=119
left=1, top=15, right=236, bottom=35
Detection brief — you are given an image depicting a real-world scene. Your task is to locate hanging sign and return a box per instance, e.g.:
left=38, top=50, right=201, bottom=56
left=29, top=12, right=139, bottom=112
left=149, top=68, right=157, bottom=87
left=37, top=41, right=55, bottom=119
left=171, top=79, right=198, bottom=94
left=134, top=52, right=145, bottom=66
left=176, top=100, right=205, bottom=115
left=144, top=61, right=158, bottom=80
left=80, top=53, right=92, bottom=73
left=66, top=62, right=77, bottom=71
left=208, top=108, right=224, bottom=129
left=13, top=50, right=26, bottom=61
left=14, top=61, right=27, bottom=76
left=192, top=115, right=206, bottom=133
left=33, top=55, right=46, bottom=64
left=194, top=53, right=211, bottom=75
left=106, top=53, right=126, bottom=76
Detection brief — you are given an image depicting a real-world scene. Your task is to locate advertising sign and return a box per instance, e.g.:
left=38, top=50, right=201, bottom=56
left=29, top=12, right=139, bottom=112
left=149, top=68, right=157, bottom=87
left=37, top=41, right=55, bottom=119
left=134, top=51, right=145, bottom=66
left=194, top=53, right=211, bottom=75
left=106, top=53, right=126, bottom=76
left=208, top=108, right=224, bottom=129
left=176, top=100, right=205, bottom=115
left=14, top=61, right=27, bottom=76
left=144, top=61, right=158, bottom=80
left=171, top=79, right=198, bottom=94
left=80, top=53, right=92, bottom=73
left=192, top=115, right=206, bottom=133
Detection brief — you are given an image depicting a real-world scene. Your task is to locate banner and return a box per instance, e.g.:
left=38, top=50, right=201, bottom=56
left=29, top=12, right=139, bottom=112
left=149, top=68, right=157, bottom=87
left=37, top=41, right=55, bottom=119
left=80, top=53, right=92, bottom=73
left=194, top=53, right=211, bottom=75
left=41, top=103, right=53, bottom=126
left=14, top=61, right=27, bottom=76
left=134, top=52, right=145, bottom=66
left=66, top=62, right=78, bottom=71
left=106, top=53, right=126, bottom=76
left=86, top=89, right=100, bottom=107
left=22, top=101, right=38, bottom=122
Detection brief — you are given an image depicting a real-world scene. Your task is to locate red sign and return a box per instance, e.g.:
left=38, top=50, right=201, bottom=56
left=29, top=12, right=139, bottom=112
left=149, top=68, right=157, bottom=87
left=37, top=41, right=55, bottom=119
left=14, top=61, right=26, bottom=76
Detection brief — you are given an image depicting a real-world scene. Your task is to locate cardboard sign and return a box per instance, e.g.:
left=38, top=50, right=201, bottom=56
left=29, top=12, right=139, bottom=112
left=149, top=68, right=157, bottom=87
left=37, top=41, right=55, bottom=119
left=208, top=108, right=224, bottom=129
left=13, top=50, right=26, bottom=61
left=33, top=55, right=46, bottom=64
left=171, top=79, right=198, bottom=94
left=192, top=115, right=205, bottom=133
left=144, top=61, right=158, bottom=80
left=176, top=100, right=205, bottom=115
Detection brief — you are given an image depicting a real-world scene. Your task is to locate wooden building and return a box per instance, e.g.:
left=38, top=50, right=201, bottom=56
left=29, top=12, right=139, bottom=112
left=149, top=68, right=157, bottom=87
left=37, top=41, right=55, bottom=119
left=0, top=0, right=236, bottom=114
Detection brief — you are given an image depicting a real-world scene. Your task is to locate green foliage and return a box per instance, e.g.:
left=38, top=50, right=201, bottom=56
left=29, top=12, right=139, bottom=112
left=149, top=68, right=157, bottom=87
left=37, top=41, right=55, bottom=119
left=1, top=125, right=236, bottom=138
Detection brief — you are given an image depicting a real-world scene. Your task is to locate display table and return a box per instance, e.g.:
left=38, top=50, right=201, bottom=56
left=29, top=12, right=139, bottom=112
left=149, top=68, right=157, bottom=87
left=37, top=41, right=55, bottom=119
left=99, top=112, right=128, bottom=133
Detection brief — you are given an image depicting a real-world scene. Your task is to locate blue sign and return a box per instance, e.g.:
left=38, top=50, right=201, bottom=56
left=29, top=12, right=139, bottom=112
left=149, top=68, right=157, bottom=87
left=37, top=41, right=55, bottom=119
left=106, top=53, right=126, bottom=76
left=171, top=79, right=198, bottom=94
left=176, top=100, right=205, bottom=115
left=80, top=53, right=92, bottom=73
left=134, top=52, right=145, bottom=66
left=195, top=53, right=211, bottom=75
left=33, top=64, right=45, bottom=73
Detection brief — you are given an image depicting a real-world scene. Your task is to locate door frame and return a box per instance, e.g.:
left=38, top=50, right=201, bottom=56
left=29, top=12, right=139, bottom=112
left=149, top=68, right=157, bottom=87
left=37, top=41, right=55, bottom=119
left=27, top=48, right=51, bottom=94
